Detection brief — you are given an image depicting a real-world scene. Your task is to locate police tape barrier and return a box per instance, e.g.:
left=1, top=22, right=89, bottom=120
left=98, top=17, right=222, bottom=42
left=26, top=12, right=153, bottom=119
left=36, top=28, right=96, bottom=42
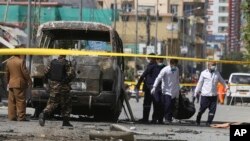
left=125, top=81, right=197, bottom=87
left=124, top=81, right=250, bottom=87
left=0, top=48, right=250, bottom=64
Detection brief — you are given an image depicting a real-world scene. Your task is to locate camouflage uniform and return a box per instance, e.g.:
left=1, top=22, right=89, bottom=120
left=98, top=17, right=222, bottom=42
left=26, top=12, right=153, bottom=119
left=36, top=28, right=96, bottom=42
left=43, top=57, right=75, bottom=120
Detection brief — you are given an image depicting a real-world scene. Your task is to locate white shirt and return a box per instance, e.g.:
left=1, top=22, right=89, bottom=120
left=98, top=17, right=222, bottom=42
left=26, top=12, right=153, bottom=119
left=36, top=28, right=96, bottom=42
left=153, top=65, right=180, bottom=99
left=195, top=69, right=228, bottom=97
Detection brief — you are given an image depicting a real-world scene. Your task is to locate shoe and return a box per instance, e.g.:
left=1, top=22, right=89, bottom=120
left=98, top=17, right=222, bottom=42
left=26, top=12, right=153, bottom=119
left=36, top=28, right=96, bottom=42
left=62, top=121, right=73, bottom=127
left=196, top=122, right=200, bottom=126
left=39, top=112, right=45, bottom=127
left=138, top=119, right=148, bottom=124
left=158, top=120, right=164, bottom=124
left=206, top=122, right=211, bottom=127
left=19, top=119, right=30, bottom=122
left=151, top=120, right=157, bottom=124
left=164, top=120, right=172, bottom=125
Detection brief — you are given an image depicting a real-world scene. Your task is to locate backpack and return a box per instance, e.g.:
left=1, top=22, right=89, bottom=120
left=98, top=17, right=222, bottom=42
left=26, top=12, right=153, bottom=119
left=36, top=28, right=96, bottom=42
left=173, top=93, right=196, bottom=120
left=49, top=59, right=67, bottom=82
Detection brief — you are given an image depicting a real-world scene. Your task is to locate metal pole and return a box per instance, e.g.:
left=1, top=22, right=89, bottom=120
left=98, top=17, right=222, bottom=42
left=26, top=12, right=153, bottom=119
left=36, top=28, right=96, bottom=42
left=113, top=0, right=117, bottom=30
left=80, top=0, right=83, bottom=21
left=79, top=0, right=83, bottom=49
left=155, top=0, right=159, bottom=54
left=202, top=0, right=208, bottom=69
left=26, top=0, right=32, bottom=101
left=171, top=13, right=174, bottom=55
left=135, top=0, right=138, bottom=54
left=182, top=17, right=185, bottom=78
left=134, top=0, right=138, bottom=80
left=27, top=0, right=31, bottom=48
left=3, top=0, right=9, bottom=22
left=146, top=9, right=150, bottom=46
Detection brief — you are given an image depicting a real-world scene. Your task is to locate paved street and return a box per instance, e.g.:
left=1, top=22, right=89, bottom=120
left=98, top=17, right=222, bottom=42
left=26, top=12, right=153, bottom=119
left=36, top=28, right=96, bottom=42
left=0, top=96, right=249, bottom=141
left=125, top=96, right=250, bottom=123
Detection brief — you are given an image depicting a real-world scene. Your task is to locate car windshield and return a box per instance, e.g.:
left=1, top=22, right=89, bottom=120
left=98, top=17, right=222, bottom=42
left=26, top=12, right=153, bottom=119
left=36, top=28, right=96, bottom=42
left=51, top=40, right=112, bottom=52
left=231, top=75, right=250, bottom=84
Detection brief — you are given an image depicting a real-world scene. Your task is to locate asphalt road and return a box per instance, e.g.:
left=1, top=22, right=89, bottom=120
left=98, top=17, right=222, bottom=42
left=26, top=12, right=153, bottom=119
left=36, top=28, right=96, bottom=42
left=0, top=96, right=249, bottom=141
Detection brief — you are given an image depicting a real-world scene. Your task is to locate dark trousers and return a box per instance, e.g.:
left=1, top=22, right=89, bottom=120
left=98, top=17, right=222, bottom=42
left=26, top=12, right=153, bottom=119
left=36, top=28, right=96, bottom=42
left=152, top=88, right=164, bottom=122
left=142, top=86, right=153, bottom=121
left=196, top=96, right=217, bottom=124
left=162, top=95, right=175, bottom=122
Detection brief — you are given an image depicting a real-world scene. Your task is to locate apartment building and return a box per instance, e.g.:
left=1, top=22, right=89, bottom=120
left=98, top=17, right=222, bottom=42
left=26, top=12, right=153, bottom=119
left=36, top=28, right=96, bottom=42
left=206, top=0, right=228, bottom=59
left=228, top=0, right=241, bottom=53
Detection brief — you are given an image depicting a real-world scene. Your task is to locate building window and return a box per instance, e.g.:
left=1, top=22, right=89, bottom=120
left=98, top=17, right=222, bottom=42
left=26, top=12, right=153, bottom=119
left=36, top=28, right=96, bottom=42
left=121, top=15, right=129, bottom=21
left=138, top=5, right=155, bottom=14
left=218, top=26, right=227, bottom=33
left=170, top=4, right=178, bottom=14
left=219, top=6, right=228, bottom=13
left=122, top=3, right=132, bottom=12
left=219, top=0, right=228, bottom=3
left=218, top=16, right=228, bottom=23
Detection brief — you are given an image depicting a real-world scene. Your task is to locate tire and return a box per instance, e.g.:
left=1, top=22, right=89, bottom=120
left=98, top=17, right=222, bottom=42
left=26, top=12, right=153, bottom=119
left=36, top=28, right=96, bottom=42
left=226, top=96, right=235, bottom=105
left=94, top=94, right=124, bottom=122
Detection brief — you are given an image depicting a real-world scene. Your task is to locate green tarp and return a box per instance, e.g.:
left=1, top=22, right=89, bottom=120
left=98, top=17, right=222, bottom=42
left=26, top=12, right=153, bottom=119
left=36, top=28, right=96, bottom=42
left=0, top=5, right=114, bottom=25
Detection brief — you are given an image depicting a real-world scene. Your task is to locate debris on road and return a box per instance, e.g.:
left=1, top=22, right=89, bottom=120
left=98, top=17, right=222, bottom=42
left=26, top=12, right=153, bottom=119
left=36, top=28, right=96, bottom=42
left=89, top=130, right=134, bottom=141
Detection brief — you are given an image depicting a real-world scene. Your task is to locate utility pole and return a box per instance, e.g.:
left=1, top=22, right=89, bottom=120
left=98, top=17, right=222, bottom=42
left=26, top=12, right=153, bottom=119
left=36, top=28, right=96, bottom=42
left=3, top=0, right=9, bottom=22
left=80, top=0, right=83, bottom=21
left=146, top=9, right=150, bottom=46
left=27, top=0, right=31, bottom=48
left=79, top=0, right=83, bottom=49
left=171, top=13, right=175, bottom=52
left=202, top=0, right=209, bottom=69
left=134, top=0, right=138, bottom=80
left=135, top=0, right=138, bottom=54
left=155, top=0, right=159, bottom=54
left=113, top=0, right=117, bottom=30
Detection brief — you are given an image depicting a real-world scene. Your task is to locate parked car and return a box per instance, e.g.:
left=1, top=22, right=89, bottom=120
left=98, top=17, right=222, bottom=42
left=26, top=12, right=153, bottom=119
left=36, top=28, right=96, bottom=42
left=28, top=21, right=125, bottom=121
left=226, top=73, right=250, bottom=105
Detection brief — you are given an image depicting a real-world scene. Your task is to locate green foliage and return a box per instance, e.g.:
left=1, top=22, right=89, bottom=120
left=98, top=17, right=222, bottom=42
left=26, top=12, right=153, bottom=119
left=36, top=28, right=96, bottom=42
left=242, top=1, right=250, bottom=59
left=221, top=52, right=250, bottom=79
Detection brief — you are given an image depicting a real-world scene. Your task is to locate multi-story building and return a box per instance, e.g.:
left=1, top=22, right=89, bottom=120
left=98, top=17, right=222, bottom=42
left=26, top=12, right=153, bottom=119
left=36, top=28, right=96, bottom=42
left=97, top=0, right=206, bottom=57
left=206, top=0, right=228, bottom=59
left=228, top=0, right=241, bottom=53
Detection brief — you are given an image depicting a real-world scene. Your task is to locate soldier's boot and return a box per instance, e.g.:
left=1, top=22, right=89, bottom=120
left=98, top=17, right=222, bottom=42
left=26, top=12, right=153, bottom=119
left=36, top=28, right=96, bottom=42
left=62, top=118, right=73, bottom=127
left=39, top=112, right=47, bottom=127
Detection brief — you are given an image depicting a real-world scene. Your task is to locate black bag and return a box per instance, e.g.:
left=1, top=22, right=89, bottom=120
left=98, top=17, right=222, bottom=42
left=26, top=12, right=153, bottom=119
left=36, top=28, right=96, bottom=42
left=49, top=59, right=67, bottom=82
left=173, top=93, right=196, bottom=120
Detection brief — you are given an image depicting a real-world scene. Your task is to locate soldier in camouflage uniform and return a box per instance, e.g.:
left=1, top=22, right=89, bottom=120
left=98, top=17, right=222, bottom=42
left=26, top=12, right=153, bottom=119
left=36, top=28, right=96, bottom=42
left=39, top=55, right=75, bottom=127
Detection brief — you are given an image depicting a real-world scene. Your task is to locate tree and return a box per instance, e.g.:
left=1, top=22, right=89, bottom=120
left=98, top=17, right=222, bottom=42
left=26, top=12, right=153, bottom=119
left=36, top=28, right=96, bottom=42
left=242, top=1, right=250, bottom=60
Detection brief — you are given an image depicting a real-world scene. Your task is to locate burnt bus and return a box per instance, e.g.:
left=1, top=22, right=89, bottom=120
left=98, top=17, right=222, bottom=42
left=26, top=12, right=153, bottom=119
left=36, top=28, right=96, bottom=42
left=29, top=21, right=125, bottom=121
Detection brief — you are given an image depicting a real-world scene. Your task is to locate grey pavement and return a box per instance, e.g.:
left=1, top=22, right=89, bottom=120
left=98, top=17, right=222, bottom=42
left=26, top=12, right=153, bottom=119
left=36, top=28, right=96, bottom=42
left=123, top=96, right=250, bottom=123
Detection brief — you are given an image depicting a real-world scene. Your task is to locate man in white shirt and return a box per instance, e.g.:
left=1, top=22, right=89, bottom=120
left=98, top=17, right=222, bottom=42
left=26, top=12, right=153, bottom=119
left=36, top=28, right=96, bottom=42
left=195, top=61, right=228, bottom=126
left=151, top=59, right=180, bottom=123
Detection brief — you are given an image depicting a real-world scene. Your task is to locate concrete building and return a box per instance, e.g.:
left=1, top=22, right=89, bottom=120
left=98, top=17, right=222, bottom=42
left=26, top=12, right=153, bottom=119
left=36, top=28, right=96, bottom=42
left=228, top=0, right=241, bottom=53
left=206, top=0, right=228, bottom=59
left=97, top=0, right=205, bottom=57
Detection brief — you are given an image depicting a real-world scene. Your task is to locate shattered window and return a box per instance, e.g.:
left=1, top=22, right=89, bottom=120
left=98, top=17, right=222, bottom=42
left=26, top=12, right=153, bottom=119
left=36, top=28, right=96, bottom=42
left=52, top=40, right=111, bottom=51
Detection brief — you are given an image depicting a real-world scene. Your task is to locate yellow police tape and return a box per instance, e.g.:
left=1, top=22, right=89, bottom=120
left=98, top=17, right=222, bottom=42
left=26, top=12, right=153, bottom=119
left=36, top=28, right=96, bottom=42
left=125, top=81, right=196, bottom=87
left=124, top=81, right=250, bottom=87
left=0, top=48, right=250, bottom=64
